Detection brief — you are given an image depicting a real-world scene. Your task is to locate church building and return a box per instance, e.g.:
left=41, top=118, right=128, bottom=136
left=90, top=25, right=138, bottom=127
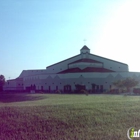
left=3, top=46, right=140, bottom=93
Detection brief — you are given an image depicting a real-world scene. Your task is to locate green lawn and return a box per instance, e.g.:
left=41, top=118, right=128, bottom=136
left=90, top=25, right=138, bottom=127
left=0, top=93, right=140, bottom=140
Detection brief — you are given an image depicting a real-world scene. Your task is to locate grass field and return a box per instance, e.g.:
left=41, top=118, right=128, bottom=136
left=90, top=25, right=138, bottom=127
left=0, top=93, right=140, bottom=140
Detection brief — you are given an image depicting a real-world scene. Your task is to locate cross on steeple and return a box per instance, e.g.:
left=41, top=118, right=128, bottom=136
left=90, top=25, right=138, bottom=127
left=83, top=39, right=87, bottom=45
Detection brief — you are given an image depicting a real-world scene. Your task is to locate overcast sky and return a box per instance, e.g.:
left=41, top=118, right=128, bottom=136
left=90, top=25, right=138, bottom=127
left=0, top=0, right=140, bottom=80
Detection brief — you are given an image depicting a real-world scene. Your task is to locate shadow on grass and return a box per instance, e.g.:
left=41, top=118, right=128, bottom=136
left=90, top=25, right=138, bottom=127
left=0, top=94, right=48, bottom=103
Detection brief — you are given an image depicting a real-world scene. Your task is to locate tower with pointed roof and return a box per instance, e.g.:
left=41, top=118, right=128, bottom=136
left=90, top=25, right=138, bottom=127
left=80, top=45, right=90, bottom=54
left=80, top=45, right=90, bottom=59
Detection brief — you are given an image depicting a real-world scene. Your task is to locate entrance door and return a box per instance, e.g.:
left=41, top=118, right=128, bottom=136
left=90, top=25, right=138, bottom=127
left=49, top=86, right=51, bottom=93
left=41, top=86, right=43, bottom=91
left=64, top=85, right=71, bottom=93
left=92, top=84, right=96, bottom=93
left=56, top=86, right=58, bottom=90
left=100, top=85, right=103, bottom=93
left=96, top=85, right=99, bottom=93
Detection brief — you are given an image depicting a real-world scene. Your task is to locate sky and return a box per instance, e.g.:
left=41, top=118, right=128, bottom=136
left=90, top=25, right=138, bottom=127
left=0, top=0, right=140, bottom=80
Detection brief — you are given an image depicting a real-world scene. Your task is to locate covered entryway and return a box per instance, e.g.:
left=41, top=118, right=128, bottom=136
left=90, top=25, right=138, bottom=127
left=64, top=85, right=71, bottom=93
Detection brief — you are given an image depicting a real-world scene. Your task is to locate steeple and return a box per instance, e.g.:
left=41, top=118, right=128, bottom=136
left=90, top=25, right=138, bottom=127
left=80, top=45, right=90, bottom=54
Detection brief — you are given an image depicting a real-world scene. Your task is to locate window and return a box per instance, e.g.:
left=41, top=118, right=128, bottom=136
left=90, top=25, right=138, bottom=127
left=100, top=85, right=103, bottom=88
left=49, top=86, right=51, bottom=91
left=96, top=85, right=99, bottom=89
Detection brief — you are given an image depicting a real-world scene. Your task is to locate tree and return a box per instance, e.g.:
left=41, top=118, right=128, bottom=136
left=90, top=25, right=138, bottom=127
left=75, top=84, right=86, bottom=93
left=113, top=79, right=124, bottom=93
left=113, top=77, right=139, bottom=93
left=0, top=75, right=5, bottom=91
left=113, top=80, right=124, bottom=88
left=123, top=78, right=139, bottom=93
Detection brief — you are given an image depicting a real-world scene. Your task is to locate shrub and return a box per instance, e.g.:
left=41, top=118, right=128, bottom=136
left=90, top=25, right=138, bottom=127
left=81, top=90, right=89, bottom=96
left=56, top=90, right=61, bottom=94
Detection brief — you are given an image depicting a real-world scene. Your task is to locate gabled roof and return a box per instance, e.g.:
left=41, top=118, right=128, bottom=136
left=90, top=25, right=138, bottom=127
left=69, top=58, right=102, bottom=65
left=80, top=45, right=90, bottom=50
left=58, top=67, right=114, bottom=74
left=7, top=78, right=23, bottom=82
left=90, top=53, right=128, bottom=66
left=47, top=50, right=128, bottom=68
left=47, top=54, right=80, bottom=68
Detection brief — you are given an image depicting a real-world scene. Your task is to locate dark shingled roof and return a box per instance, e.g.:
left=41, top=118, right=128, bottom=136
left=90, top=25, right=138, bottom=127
left=69, top=58, right=102, bottom=64
left=47, top=54, right=80, bottom=68
left=58, top=67, right=115, bottom=74
left=80, top=45, right=90, bottom=50
left=47, top=49, right=128, bottom=68
left=7, top=78, right=23, bottom=82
